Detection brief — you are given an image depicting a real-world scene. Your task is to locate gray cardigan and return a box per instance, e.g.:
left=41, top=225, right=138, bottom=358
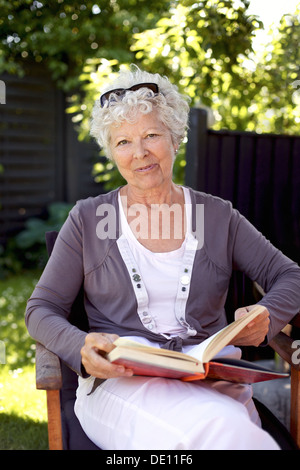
left=25, top=187, right=300, bottom=375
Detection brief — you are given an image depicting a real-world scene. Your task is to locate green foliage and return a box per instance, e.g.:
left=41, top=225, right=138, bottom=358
left=249, top=8, right=300, bottom=134
left=0, top=410, right=47, bottom=450
left=15, top=201, right=73, bottom=249
left=132, top=1, right=262, bottom=113
left=0, top=270, right=48, bottom=449
left=15, top=201, right=73, bottom=265
left=0, top=0, right=172, bottom=90
left=0, top=242, right=23, bottom=279
left=0, top=202, right=72, bottom=277
left=0, top=270, right=41, bottom=368
left=71, top=1, right=299, bottom=140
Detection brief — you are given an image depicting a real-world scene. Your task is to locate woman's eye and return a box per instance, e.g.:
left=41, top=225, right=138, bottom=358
left=117, top=139, right=128, bottom=146
left=146, top=133, right=158, bottom=139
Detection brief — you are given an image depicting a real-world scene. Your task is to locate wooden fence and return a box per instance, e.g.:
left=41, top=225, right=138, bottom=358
left=185, top=108, right=300, bottom=266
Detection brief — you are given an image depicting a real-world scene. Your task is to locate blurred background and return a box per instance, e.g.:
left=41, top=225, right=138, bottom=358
left=0, top=0, right=299, bottom=449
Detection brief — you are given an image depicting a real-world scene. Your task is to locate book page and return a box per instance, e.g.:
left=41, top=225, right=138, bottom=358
left=189, top=305, right=266, bottom=363
left=114, top=305, right=265, bottom=365
left=113, top=337, right=198, bottom=363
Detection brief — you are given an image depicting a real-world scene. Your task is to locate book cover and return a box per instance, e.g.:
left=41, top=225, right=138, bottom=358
left=108, top=353, right=289, bottom=384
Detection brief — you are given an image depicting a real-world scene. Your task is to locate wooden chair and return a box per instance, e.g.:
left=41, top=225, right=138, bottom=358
left=35, top=231, right=300, bottom=450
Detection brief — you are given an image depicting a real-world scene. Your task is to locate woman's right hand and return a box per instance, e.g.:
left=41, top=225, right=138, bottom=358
left=80, top=332, right=134, bottom=379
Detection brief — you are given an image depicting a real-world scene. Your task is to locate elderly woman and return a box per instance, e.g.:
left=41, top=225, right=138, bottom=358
left=26, top=66, right=300, bottom=450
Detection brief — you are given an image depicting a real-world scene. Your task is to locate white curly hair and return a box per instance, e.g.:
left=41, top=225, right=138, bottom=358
left=90, top=65, right=190, bottom=160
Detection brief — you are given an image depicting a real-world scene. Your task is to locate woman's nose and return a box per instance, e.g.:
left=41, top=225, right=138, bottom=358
left=133, top=139, right=148, bottom=159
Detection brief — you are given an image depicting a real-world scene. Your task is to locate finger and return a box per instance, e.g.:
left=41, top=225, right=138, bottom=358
left=86, top=332, right=119, bottom=354
left=231, top=307, right=270, bottom=346
left=234, top=307, right=249, bottom=320
left=85, top=355, right=130, bottom=378
left=82, top=346, right=133, bottom=379
left=93, top=336, right=117, bottom=356
left=233, top=316, right=270, bottom=346
left=246, top=309, right=270, bottom=329
left=81, top=333, right=133, bottom=379
left=234, top=304, right=258, bottom=320
left=239, top=313, right=269, bottom=335
left=235, top=305, right=269, bottom=323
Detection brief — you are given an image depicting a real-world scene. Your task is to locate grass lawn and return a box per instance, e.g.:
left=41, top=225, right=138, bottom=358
left=0, top=270, right=48, bottom=450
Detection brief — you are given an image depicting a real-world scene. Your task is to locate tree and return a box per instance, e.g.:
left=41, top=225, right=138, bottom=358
left=71, top=0, right=264, bottom=136
left=131, top=0, right=300, bottom=134
left=132, top=0, right=263, bottom=129
left=249, top=6, right=300, bottom=134
left=0, top=0, right=172, bottom=90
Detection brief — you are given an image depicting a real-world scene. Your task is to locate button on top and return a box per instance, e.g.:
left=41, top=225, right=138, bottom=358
left=141, top=314, right=153, bottom=324
left=142, top=316, right=152, bottom=324
left=180, top=274, right=190, bottom=285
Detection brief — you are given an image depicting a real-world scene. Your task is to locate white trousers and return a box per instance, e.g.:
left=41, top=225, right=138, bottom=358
left=74, top=373, right=280, bottom=450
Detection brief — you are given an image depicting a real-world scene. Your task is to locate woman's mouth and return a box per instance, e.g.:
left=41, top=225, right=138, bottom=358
left=135, top=163, right=157, bottom=173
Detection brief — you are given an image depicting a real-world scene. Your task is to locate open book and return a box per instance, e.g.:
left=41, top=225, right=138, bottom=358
left=107, top=305, right=289, bottom=384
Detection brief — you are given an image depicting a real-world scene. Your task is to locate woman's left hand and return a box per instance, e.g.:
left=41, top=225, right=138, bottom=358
left=231, top=305, right=270, bottom=347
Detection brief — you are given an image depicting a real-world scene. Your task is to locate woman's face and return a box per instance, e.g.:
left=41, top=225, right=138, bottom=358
left=109, top=110, right=177, bottom=193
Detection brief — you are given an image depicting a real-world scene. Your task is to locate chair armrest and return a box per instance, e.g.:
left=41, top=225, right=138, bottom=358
left=254, top=281, right=300, bottom=366
left=291, top=313, right=300, bottom=329
left=269, top=332, right=300, bottom=371
left=36, top=342, right=63, bottom=390
left=270, top=331, right=300, bottom=448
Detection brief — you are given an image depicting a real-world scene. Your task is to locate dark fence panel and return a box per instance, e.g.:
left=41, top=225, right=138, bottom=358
left=0, top=70, right=60, bottom=241
left=0, top=67, right=101, bottom=244
left=185, top=108, right=300, bottom=265
left=64, top=112, right=101, bottom=204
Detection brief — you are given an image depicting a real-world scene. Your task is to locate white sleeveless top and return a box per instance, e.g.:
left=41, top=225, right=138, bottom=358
left=118, top=187, right=198, bottom=338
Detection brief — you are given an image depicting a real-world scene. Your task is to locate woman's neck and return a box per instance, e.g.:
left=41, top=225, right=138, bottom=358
left=121, top=182, right=183, bottom=208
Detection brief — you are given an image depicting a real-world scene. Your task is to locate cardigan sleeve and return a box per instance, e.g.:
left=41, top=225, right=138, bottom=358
left=230, top=209, right=300, bottom=342
left=25, top=204, right=88, bottom=376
